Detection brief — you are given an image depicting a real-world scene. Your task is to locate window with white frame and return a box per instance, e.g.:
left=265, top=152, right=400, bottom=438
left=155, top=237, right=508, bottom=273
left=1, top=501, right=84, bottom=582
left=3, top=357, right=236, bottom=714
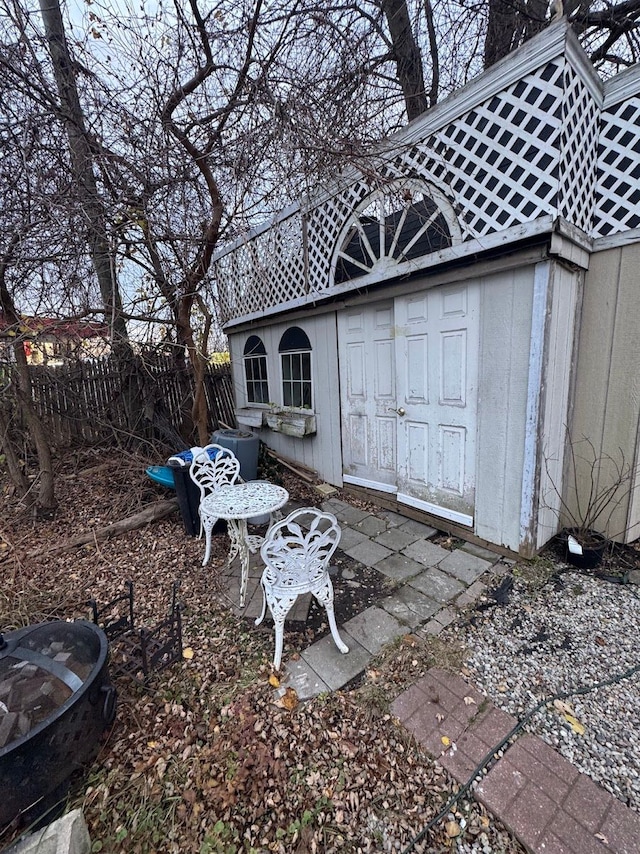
left=243, top=335, right=269, bottom=404
left=279, top=327, right=312, bottom=409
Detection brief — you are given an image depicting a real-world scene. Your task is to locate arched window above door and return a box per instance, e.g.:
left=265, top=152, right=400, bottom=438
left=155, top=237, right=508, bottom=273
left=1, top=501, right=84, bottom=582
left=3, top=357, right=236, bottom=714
left=334, top=180, right=461, bottom=285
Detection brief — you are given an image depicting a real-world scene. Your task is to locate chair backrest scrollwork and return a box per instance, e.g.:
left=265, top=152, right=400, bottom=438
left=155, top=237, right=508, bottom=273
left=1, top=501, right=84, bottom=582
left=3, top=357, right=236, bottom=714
left=260, top=508, right=341, bottom=588
left=189, top=444, right=241, bottom=503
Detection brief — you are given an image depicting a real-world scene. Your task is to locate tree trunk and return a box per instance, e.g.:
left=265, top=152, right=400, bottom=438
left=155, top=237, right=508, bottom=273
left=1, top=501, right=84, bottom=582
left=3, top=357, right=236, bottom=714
left=423, top=0, right=439, bottom=107
left=0, top=240, right=56, bottom=512
left=0, top=406, right=30, bottom=498
left=381, top=0, right=429, bottom=120
left=484, top=0, right=549, bottom=69
left=38, top=0, right=128, bottom=348
left=484, top=0, right=521, bottom=68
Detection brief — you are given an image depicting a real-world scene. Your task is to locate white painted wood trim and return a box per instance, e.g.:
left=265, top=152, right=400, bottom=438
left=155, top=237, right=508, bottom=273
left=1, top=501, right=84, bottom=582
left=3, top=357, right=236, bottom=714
left=397, top=493, right=473, bottom=527
left=549, top=233, right=591, bottom=270
left=343, top=474, right=398, bottom=494
left=565, top=28, right=603, bottom=103
left=603, top=62, right=640, bottom=109
left=593, top=227, right=640, bottom=252
left=223, top=216, right=556, bottom=330
left=519, top=261, right=551, bottom=547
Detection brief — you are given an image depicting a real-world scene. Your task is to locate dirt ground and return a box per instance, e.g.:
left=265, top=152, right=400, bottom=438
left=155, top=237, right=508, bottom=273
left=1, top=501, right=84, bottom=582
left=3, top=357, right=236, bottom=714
left=0, top=449, right=526, bottom=853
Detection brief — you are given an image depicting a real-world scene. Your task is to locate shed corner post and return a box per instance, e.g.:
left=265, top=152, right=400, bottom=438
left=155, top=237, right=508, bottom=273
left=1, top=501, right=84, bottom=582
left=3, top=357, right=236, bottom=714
left=519, top=260, right=553, bottom=555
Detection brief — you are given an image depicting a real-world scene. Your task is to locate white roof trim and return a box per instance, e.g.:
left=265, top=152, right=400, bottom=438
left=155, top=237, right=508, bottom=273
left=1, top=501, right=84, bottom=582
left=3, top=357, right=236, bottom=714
left=603, top=63, right=640, bottom=109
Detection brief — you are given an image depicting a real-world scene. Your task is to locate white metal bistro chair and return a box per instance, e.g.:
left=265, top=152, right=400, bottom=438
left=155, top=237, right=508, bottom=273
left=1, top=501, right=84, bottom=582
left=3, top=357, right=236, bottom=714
left=255, top=507, right=349, bottom=671
left=189, top=444, right=241, bottom=565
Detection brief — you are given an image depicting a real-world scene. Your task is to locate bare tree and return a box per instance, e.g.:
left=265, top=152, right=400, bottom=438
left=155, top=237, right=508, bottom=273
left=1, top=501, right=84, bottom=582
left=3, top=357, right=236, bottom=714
left=2, top=0, right=640, bottom=510
left=380, top=0, right=429, bottom=119
left=37, top=0, right=128, bottom=347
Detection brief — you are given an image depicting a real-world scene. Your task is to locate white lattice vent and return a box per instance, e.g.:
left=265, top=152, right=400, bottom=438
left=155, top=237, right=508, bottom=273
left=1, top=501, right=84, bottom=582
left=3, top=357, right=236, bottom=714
left=558, top=68, right=600, bottom=231
left=593, top=96, right=640, bottom=236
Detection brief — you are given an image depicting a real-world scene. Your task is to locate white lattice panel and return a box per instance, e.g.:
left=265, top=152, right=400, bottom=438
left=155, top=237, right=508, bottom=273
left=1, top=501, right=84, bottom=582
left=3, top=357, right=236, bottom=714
left=593, top=95, right=640, bottom=236
left=305, top=179, right=373, bottom=294
left=558, top=68, right=600, bottom=231
left=215, top=46, right=640, bottom=325
left=302, top=60, right=567, bottom=300
left=415, top=59, right=565, bottom=236
left=216, top=212, right=306, bottom=323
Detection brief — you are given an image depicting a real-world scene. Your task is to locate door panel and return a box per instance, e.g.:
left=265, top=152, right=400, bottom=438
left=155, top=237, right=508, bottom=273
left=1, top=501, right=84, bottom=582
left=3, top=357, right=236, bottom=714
left=338, top=283, right=478, bottom=522
left=339, top=303, right=397, bottom=491
left=396, top=284, right=478, bottom=525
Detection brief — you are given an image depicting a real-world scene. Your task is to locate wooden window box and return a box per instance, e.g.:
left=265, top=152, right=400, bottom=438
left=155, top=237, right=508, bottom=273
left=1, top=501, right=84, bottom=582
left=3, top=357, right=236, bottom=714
left=264, top=409, right=316, bottom=437
left=235, top=407, right=265, bottom=429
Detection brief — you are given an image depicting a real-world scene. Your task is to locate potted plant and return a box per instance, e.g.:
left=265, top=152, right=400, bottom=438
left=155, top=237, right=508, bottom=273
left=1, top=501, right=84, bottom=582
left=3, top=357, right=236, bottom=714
left=543, top=436, right=640, bottom=569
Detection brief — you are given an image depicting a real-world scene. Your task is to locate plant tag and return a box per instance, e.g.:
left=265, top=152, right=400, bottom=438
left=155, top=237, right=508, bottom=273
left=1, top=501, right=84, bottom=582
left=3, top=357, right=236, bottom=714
left=567, top=534, right=583, bottom=555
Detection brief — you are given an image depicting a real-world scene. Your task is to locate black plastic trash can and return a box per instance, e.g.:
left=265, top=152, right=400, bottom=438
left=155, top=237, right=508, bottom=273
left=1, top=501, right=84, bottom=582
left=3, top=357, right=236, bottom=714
left=168, top=458, right=201, bottom=536
left=167, top=447, right=226, bottom=537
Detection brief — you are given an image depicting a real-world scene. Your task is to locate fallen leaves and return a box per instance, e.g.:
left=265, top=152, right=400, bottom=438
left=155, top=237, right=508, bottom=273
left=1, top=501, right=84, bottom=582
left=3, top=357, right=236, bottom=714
left=565, top=714, right=586, bottom=735
left=0, top=450, right=528, bottom=854
left=445, top=819, right=462, bottom=837
left=273, top=686, right=298, bottom=710
left=553, top=700, right=586, bottom=735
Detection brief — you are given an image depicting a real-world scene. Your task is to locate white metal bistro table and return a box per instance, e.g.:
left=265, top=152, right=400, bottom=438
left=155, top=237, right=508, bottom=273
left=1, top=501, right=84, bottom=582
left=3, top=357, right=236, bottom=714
left=199, top=481, right=289, bottom=607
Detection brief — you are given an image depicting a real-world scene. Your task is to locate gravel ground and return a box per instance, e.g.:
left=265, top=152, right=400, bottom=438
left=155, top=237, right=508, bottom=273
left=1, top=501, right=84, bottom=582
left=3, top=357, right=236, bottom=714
left=451, top=565, right=640, bottom=812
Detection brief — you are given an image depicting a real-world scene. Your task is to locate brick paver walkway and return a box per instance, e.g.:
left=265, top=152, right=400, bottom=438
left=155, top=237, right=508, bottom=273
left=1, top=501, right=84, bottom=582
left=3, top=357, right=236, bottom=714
left=391, top=668, right=640, bottom=854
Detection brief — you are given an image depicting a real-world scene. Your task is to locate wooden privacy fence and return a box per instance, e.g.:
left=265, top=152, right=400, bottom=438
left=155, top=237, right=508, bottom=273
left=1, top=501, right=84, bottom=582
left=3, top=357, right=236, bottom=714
left=12, top=354, right=236, bottom=449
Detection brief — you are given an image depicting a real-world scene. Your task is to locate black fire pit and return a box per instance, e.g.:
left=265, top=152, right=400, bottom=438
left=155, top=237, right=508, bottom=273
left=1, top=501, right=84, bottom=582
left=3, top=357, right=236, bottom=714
left=0, top=620, right=116, bottom=828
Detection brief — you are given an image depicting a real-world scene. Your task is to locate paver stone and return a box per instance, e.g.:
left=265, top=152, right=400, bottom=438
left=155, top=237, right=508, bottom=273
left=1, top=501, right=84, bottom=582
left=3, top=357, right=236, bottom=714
left=438, top=550, right=492, bottom=584
left=343, top=606, right=405, bottom=654
left=408, top=568, right=465, bottom=602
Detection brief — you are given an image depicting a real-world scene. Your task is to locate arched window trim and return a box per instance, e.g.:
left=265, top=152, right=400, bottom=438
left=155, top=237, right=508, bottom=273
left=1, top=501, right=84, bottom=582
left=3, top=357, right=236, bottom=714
left=278, top=326, right=313, bottom=411
left=331, top=179, right=462, bottom=286
left=243, top=334, right=269, bottom=405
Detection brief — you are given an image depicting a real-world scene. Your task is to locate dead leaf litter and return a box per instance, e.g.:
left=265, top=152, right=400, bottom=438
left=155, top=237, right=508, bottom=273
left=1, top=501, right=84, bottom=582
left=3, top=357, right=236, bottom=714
left=1, top=450, right=526, bottom=853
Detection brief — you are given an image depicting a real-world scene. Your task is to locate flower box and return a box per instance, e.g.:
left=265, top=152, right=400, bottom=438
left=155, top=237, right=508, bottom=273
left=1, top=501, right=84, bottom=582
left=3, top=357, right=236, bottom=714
left=234, top=408, right=265, bottom=429
left=264, top=409, right=316, bottom=437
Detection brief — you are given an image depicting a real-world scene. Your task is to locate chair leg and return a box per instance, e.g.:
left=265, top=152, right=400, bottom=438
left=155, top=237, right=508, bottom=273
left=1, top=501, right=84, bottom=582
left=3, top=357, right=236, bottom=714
left=201, top=514, right=218, bottom=566
left=266, top=594, right=297, bottom=670
left=325, top=602, right=349, bottom=654
left=314, top=582, right=349, bottom=655
left=273, top=618, right=286, bottom=671
left=254, top=579, right=268, bottom=627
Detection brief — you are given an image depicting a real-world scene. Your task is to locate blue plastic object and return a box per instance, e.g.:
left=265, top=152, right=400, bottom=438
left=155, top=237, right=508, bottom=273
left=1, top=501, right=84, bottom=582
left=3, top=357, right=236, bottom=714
left=146, top=465, right=175, bottom=489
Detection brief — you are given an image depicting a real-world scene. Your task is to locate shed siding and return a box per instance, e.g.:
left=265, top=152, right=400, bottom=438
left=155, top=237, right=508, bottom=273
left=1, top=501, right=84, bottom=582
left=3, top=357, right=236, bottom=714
left=572, top=243, right=640, bottom=541
left=475, top=266, right=534, bottom=551
left=536, top=263, right=582, bottom=549
left=230, top=313, right=344, bottom=487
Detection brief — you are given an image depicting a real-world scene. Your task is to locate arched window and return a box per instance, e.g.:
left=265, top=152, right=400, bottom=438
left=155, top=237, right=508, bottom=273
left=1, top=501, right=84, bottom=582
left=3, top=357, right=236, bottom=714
left=279, top=327, right=312, bottom=409
left=243, top=335, right=269, bottom=404
left=334, top=181, right=460, bottom=285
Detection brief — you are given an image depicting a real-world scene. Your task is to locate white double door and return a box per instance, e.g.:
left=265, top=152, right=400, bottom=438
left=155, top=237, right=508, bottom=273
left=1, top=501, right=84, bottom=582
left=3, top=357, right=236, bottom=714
left=338, top=282, right=479, bottom=526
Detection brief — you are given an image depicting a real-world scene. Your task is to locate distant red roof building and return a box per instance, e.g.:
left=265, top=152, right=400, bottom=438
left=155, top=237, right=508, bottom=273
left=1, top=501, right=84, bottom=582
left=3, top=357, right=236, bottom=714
left=0, top=313, right=111, bottom=365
